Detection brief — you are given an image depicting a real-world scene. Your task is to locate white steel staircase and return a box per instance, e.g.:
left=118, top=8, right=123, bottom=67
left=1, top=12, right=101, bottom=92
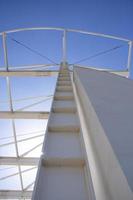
left=32, top=63, right=94, bottom=200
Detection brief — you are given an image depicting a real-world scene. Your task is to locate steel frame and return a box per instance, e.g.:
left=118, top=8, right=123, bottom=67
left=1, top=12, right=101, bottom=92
left=0, top=157, right=39, bottom=166
left=0, top=70, right=59, bottom=77
left=0, top=27, right=132, bottom=199
left=0, top=190, right=32, bottom=199
left=0, top=111, right=49, bottom=119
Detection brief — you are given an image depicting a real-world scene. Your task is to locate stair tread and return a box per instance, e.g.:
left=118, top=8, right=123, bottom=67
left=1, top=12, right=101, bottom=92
left=41, top=156, right=85, bottom=167
left=54, top=92, right=74, bottom=100
left=48, top=113, right=80, bottom=132
left=53, top=100, right=76, bottom=112
left=56, top=86, right=72, bottom=92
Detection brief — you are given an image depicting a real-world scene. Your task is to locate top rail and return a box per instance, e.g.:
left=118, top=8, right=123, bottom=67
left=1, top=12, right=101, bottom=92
left=0, top=27, right=131, bottom=42
left=0, top=26, right=132, bottom=77
left=67, top=28, right=130, bottom=42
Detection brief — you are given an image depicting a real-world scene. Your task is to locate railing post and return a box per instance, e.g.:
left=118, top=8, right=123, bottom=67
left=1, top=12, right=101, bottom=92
left=127, top=41, right=133, bottom=77
left=63, top=29, right=67, bottom=64
left=2, top=32, right=8, bottom=71
left=2, top=32, right=24, bottom=190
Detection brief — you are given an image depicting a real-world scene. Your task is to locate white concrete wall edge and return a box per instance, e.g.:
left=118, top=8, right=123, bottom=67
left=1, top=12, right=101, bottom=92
left=73, top=69, right=133, bottom=200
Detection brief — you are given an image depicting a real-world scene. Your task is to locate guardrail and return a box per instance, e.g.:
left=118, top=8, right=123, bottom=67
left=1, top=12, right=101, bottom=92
left=0, top=27, right=132, bottom=75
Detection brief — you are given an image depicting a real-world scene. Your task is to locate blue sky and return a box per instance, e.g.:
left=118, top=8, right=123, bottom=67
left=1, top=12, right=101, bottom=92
left=0, top=0, right=132, bottom=73
left=0, top=0, right=132, bottom=38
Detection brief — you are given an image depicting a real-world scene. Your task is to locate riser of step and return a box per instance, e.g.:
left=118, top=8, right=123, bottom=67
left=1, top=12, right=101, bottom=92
left=54, top=92, right=74, bottom=100
left=59, top=76, right=70, bottom=81
left=59, top=73, right=69, bottom=76
left=48, top=126, right=80, bottom=132
left=58, top=77, right=70, bottom=81
left=59, top=74, right=69, bottom=77
left=58, top=79, right=71, bottom=83
left=57, top=82, right=71, bottom=86
left=41, top=157, right=85, bottom=167
left=60, top=69, right=69, bottom=73
left=52, top=107, right=76, bottom=113
left=48, top=112, right=80, bottom=132
left=47, top=131, right=79, bottom=135
left=44, top=132, right=83, bottom=158
left=60, top=70, right=69, bottom=72
left=34, top=163, right=88, bottom=200
left=54, top=96, right=74, bottom=100
left=56, top=86, right=72, bottom=92
left=52, top=100, right=76, bottom=113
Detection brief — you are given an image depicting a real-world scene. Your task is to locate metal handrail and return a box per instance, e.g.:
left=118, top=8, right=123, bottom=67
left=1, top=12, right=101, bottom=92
left=1, top=27, right=133, bottom=75
left=0, top=27, right=131, bottom=42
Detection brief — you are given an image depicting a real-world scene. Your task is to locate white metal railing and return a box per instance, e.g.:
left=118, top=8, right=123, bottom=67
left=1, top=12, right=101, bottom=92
left=0, top=27, right=132, bottom=73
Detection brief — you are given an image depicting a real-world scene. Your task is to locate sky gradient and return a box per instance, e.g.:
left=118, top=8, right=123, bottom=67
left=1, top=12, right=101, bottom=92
left=0, top=0, right=132, bottom=39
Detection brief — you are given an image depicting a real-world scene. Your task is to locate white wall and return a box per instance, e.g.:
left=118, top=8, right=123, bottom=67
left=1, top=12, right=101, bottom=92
left=75, top=67, right=133, bottom=192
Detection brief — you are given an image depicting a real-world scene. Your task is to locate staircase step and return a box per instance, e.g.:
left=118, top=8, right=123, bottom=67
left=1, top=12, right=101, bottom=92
left=54, top=92, right=74, bottom=100
left=60, top=69, right=68, bottom=73
left=44, top=132, right=82, bottom=158
left=58, top=81, right=71, bottom=86
left=34, top=161, right=88, bottom=200
left=48, top=113, right=80, bottom=132
left=58, top=77, right=70, bottom=81
left=48, top=126, right=79, bottom=132
left=52, top=100, right=76, bottom=113
left=41, top=156, right=85, bottom=167
left=52, top=107, right=76, bottom=113
left=59, top=69, right=69, bottom=72
left=56, top=86, right=72, bottom=92
left=47, top=131, right=79, bottom=134
left=59, top=74, right=69, bottom=77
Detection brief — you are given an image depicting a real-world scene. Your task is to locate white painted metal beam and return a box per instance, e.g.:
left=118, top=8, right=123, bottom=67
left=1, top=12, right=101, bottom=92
left=8, top=63, right=59, bottom=70
left=0, top=111, right=49, bottom=119
left=0, top=157, right=39, bottom=166
left=63, top=30, right=67, bottom=63
left=127, top=41, right=133, bottom=74
left=110, top=71, right=129, bottom=77
left=67, top=28, right=130, bottom=42
left=0, top=27, right=130, bottom=42
left=0, top=70, right=58, bottom=77
left=2, top=33, right=8, bottom=70
left=0, top=190, right=32, bottom=199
